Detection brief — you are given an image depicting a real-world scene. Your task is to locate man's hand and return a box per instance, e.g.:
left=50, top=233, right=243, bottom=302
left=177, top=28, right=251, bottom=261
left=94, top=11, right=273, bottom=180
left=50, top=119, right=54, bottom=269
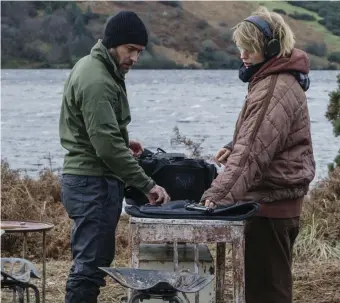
left=147, top=185, right=171, bottom=204
left=215, top=148, right=231, bottom=167
left=129, top=140, right=144, bottom=157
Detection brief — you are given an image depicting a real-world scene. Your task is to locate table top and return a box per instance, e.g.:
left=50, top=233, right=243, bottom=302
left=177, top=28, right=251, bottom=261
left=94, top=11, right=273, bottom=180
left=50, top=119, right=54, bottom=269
left=0, top=220, right=54, bottom=232
left=129, top=217, right=244, bottom=226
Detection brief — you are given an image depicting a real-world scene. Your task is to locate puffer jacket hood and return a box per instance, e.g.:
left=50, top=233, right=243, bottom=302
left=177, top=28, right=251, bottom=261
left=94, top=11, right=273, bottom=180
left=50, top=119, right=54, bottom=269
left=252, top=48, right=310, bottom=91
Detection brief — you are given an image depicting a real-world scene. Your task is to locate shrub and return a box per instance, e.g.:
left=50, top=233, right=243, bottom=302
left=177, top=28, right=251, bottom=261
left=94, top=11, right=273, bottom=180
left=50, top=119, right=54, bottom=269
left=197, top=48, right=241, bottom=69
left=196, top=20, right=209, bottom=30
left=325, top=74, right=340, bottom=171
left=273, top=8, right=286, bottom=15
left=288, top=12, right=316, bottom=21
left=226, top=44, right=239, bottom=55
left=83, top=6, right=100, bottom=23
left=327, top=63, right=339, bottom=71
left=28, top=6, right=38, bottom=17
left=304, top=42, right=327, bottom=57
left=162, top=36, right=177, bottom=48
left=22, top=41, right=47, bottom=62
left=158, top=1, right=182, bottom=9
left=326, top=74, right=340, bottom=137
left=171, top=126, right=206, bottom=158
left=135, top=52, right=182, bottom=69
left=220, top=30, right=232, bottom=43
left=328, top=52, right=340, bottom=64
left=41, top=14, right=71, bottom=44
left=201, top=39, right=219, bottom=52
left=149, top=35, right=161, bottom=46
left=319, top=17, right=340, bottom=36
left=288, top=1, right=340, bottom=36
left=69, top=35, right=96, bottom=58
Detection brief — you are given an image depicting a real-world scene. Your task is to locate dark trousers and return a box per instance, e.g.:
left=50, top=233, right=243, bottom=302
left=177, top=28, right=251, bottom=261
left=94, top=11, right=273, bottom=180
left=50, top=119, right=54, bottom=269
left=245, top=217, right=300, bottom=303
left=62, top=175, right=124, bottom=303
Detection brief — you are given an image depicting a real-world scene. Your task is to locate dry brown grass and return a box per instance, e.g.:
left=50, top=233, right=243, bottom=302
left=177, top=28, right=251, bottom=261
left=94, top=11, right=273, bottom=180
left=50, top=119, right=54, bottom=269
left=0, top=219, right=131, bottom=303
left=1, top=160, right=70, bottom=259
left=1, top=160, right=340, bottom=302
left=294, top=167, right=340, bottom=261
left=293, top=260, right=340, bottom=303
left=0, top=160, right=130, bottom=260
left=1, top=233, right=339, bottom=302
left=3, top=259, right=339, bottom=303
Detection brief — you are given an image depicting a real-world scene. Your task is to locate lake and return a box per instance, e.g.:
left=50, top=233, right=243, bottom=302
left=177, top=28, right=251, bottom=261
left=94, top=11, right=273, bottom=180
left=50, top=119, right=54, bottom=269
left=1, top=69, right=339, bottom=185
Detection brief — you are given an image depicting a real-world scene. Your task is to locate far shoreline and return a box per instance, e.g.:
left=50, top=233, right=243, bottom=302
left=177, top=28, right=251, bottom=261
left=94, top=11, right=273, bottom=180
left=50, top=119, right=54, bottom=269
left=1, top=67, right=340, bottom=71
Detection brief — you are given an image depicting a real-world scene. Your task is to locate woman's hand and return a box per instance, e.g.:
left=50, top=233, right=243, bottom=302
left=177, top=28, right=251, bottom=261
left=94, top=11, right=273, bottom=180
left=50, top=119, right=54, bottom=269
left=204, top=199, right=217, bottom=209
left=215, top=148, right=231, bottom=167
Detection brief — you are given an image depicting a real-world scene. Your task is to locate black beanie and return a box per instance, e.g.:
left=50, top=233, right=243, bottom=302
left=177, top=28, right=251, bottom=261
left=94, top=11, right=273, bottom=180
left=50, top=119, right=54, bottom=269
left=102, top=11, right=148, bottom=48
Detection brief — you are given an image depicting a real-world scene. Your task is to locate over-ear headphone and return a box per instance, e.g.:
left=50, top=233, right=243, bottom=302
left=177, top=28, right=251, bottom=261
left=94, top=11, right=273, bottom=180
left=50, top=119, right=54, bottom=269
left=244, top=15, right=281, bottom=59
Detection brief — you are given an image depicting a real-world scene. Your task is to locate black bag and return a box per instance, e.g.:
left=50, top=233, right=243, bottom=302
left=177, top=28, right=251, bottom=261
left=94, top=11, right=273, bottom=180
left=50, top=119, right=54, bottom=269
left=125, top=148, right=217, bottom=206
left=125, top=200, right=260, bottom=221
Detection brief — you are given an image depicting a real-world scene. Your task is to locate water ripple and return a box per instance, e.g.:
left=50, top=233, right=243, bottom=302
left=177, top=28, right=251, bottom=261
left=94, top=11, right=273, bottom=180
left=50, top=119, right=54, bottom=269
left=1, top=69, right=339, bottom=184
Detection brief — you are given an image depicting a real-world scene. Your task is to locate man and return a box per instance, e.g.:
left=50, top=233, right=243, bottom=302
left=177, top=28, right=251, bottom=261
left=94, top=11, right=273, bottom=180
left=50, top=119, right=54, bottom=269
left=201, top=7, right=315, bottom=303
left=59, top=11, right=170, bottom=303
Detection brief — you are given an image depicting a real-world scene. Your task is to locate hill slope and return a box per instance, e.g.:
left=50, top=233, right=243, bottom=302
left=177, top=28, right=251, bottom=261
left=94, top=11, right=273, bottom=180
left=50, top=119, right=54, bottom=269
left=1, top=1, right=340, bottom=69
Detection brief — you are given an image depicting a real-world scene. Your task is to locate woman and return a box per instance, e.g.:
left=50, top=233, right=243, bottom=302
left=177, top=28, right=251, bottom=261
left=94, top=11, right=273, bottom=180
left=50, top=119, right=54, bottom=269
left=201, top=7, right=315, bottom=303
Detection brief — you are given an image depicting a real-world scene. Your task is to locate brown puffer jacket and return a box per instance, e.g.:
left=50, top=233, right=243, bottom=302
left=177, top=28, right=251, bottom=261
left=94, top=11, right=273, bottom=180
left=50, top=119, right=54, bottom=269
left=201, top=49, right=315, bottom=218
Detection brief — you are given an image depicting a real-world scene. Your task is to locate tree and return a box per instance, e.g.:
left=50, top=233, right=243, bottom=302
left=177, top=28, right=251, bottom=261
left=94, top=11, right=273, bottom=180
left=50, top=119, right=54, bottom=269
left=325, top=74, right=340, bottom=170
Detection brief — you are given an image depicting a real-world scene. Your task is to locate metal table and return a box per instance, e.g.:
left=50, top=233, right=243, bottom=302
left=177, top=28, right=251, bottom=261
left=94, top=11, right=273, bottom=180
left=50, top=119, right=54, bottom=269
left=129, top=217, right=245, bottom=303
left=1, top=220, right=54, bottom=303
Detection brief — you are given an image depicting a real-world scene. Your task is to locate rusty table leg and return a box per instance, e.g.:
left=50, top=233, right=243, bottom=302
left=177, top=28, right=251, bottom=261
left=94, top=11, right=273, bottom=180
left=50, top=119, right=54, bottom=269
left=173, top=241, right=179, bottom=272
left=130, top=224, right=140, bottom=269
left=232, top=227, right=245, bottom=303
left=194, top=244, right=199, bottom=303
left=22, top=233, right=28, bottom=259
left=42, top=230, right=47, bottom=303
left=129, top=223, right=140, bottom=302
left=216, top=242, right=226, bottom=303
left=23, top=233, right=30, bottom=303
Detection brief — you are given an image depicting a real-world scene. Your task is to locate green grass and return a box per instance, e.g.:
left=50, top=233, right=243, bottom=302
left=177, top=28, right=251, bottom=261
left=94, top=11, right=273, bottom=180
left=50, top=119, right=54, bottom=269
left=258, top=1, right=340, bottom=53
left=259, top=1, right=321, bottom=19
left=312, top=24, right=340, bottom=53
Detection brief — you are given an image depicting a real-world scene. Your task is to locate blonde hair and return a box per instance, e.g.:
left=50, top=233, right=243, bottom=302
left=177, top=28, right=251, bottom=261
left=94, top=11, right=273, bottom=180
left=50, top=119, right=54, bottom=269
left=232, top=6, right=295, bottom=57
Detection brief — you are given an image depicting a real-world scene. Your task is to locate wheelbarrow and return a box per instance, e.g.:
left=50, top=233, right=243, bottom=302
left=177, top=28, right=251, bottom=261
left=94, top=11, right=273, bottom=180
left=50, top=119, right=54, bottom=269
left=99, top=267, right=214, bottom=303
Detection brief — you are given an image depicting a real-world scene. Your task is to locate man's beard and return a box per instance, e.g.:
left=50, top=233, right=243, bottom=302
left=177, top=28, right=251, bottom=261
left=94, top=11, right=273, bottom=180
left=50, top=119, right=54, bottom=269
left=108, top=49, right=132, bottom=74
left=120, top=62, right=133, bottom=74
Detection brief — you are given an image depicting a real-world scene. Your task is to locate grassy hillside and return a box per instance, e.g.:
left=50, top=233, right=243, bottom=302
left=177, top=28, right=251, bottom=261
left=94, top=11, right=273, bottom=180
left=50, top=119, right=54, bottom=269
left=1, top=1, right=340, bottom=69
left=261, top=1, right=340, bottom=52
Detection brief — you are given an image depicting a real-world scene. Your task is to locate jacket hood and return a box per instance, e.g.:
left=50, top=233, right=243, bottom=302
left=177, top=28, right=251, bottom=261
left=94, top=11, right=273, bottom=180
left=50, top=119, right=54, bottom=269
left=90, top=40, right=125, bottom=81
left=252, top=48, right=310, bottom=81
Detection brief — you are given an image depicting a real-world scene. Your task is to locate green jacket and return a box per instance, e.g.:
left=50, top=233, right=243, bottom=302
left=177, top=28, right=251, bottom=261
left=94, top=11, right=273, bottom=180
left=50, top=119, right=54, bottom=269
left=59, top=40, right=155, bottom=194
